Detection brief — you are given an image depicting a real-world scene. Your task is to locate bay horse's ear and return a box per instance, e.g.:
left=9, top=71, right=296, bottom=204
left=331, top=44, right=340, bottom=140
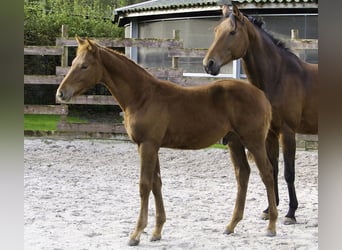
left=232, top=3, right=244, bottom=22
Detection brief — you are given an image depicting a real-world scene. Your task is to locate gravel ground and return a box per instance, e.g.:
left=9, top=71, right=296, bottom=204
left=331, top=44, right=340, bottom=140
left=24, top=138, right=318, bottom=249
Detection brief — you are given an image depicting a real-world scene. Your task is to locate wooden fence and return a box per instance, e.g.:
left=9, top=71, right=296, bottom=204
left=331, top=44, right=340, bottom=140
left=24, top=26, right=318, bottom=147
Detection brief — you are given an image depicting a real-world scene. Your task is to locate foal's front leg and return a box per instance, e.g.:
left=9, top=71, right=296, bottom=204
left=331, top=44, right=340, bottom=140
left=129, top=142, right=159, bottom=246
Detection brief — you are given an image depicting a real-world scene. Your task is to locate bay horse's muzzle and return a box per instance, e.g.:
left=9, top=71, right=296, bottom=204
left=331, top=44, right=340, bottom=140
left=203, top=59, right=221, bottom=76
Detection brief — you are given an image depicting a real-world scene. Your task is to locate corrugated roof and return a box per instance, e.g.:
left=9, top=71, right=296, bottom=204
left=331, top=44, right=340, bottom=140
left=115, top=0, right=318, bottom=14
left=114, top=0, right=318, bottom=25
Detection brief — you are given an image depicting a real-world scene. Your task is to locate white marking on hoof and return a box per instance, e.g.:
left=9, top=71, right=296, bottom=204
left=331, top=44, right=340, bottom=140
left=283, top=216, right=297, bottom=225
left=266, top=229, right=276, bottom=237
left=261, top=212, right=269, bottom=220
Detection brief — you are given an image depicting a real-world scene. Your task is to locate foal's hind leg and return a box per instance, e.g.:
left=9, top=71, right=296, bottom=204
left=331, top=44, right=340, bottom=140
left=150, top=157, right=166, bottom=241
left=262, top=129, right=280, bottom=220
left=248, top=144, right=278, bottom=236
left=225, top=133, right=251, bottom=234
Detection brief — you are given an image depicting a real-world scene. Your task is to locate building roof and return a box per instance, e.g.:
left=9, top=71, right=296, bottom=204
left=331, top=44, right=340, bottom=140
left=114, top=0, right=318, bottom=26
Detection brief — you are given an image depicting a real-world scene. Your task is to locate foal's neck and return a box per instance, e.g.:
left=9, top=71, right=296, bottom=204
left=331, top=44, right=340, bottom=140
left=99, top=47, right=157, bottom=111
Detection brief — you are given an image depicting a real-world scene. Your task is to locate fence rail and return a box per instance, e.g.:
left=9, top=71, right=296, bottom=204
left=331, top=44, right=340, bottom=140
left=24, top=75, right=64, bottom=85
left=24, top=104, right=68, bottom=115
left=56, top=37, right=184, bottom=48
left=24, top=46, right=64, bottom=56
left=24, top=25, right=318, bottom=145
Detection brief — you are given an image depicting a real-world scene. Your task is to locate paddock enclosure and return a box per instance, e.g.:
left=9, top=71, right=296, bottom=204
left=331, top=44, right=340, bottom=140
left=24, top=26, right=318, bottom=149
left=24, top=138, right=318, bottom=249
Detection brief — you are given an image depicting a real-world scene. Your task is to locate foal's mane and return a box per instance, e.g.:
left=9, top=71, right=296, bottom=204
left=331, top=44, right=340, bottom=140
left=78, top=40, right=154, bottom=78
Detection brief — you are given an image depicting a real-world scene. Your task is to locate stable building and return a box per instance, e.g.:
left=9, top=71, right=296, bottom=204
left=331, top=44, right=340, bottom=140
left=113, top=0, right=318, bottom=79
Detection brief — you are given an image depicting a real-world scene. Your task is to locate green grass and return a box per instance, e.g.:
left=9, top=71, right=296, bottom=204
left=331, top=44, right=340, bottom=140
left=24, top=115, right=231, bottom=147
left=210, top=143, right=227, bottom=149
left=24, top=114, right=87, bottom=131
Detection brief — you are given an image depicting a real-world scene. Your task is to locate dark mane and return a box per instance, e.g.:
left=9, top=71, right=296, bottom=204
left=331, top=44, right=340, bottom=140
left=245, top=14, right=290, bottom=52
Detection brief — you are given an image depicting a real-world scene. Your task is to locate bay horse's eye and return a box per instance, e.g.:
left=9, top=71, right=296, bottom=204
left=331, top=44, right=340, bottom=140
left=230, top=30, right=236, bottom=35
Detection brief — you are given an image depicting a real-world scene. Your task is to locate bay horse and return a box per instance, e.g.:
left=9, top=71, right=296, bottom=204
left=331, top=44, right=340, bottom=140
left=56, top=37, right=278, bottom=246
left=203, top=4, right=318, bottom=225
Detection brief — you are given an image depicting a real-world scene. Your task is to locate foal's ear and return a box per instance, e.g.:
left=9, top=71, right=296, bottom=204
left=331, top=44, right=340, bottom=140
left=76, top=35, right=85, bottom=45
left=232, top=3, right=244, bottom=21
left=85, top=38, right=96, bottom=52
left=222, top=4, right=231, bottom=18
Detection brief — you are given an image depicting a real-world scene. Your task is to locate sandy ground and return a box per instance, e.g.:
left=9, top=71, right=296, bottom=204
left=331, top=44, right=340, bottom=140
left=24, top=138, right=318, bottom=249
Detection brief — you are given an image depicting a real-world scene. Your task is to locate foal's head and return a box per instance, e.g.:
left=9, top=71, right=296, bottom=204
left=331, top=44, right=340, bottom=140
left=56, top=37, right=103, bottom=102
left=203, top=4, right=249, bottom=75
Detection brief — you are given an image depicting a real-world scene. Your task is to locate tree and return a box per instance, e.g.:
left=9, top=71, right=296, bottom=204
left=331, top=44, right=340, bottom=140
left=24, top=0, right=125, bottom=46
left=24, top=0, right=145, bottom=104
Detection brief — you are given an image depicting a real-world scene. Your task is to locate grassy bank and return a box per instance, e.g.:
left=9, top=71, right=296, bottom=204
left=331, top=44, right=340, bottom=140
left=24, top=115, right=228, bottom=149
left=24, top=114, right=87, bottom=131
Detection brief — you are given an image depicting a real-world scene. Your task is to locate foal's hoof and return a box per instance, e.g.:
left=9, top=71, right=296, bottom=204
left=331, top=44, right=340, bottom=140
left=128, top=239, right=140, bottom=246
left=261, top=212, right=269, bottom=220
left=284, top=216, right=297, bottom=225
left=223, top=229, right=234, bottom=235
left=150, top=235, right=161, bottom=242
left=266, top=229, right=276, bottom=237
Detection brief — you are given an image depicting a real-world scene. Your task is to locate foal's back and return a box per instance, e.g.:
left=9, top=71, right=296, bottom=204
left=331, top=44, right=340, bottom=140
left=153, top=79, right=272, bottom=149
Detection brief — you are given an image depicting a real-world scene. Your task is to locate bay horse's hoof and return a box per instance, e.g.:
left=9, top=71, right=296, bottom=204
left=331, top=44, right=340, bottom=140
left=284, top=216, right=297, bottom=225
left=128, top=238, right=140, bottom=246
left=261, top=212, right=269, bottom=220
left=266, top=229, right=276, bottom=237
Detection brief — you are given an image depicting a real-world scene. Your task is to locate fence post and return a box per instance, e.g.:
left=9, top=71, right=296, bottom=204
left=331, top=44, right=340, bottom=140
left=172, top=30, right=180, bottom=69
left=291, top=29, right=299, bottom=40
left=61, top=25, right=69, bottom=67
left=59, top=25, right=69, bottom=123
left=291, top=29, right=300, bottom=57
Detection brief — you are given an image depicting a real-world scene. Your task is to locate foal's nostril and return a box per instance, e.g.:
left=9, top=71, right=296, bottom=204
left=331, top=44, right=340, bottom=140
left=56, top=90, right=64, bottom=99
left=208, top=59, right=215, bottom=68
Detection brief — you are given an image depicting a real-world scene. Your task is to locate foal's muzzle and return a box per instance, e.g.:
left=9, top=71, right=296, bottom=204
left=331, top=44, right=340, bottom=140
left=56, top=89, right=70, bottom=102
left=203, top=59, right=220, bottom=76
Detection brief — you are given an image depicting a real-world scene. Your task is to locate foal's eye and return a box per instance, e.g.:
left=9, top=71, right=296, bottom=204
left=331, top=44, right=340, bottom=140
left=230, top=30, right=236, bottom=35
left=80, top=64, right=88, bottom=70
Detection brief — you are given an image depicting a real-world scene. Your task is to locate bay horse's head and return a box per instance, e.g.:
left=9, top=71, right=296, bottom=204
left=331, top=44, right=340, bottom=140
left=203, top=4, right=249, bottom=75
left=56, top=36, right=103, bottom=102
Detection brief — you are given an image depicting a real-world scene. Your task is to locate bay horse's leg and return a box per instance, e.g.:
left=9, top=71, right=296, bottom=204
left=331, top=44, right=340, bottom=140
left=225, top=133, right=251, bottom=234
left=129, top=142, right=159, bottom=246
left=280, top=128, right=298, bottom=224
left=248, top=144, right=278, bottom=236
left=262, top=129, right=280, bottom=219
left=150, top=157, right=166, bottom=242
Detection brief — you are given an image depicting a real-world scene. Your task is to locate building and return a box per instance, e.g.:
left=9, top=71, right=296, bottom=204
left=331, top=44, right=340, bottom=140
left=113, top=0, right=318, bottom=79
